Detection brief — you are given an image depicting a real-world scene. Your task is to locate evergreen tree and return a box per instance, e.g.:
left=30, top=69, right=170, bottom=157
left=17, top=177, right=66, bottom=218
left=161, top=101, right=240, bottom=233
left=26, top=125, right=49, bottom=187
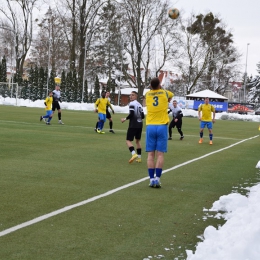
left=0, top=63, right=2, bottom=83
left=13, top=72, right=23, bottom=99
left=1, top=56, right=7, bottom=82
left=38, top=66, right=45, bottom=99
left=0, top=83, right=10, bottom=98
left=21, top=78, right=29, bottom=100
left=49, top=69, right=56, bottom=92
left=72, top=69, right=80, bottom=102
left=0, top=56, right=10, bottom=97
left=248, top=75, right=260, bottom=105
left=30, top=66, right=39, bottom=101
left=65, top=71, right=73, bottom=102
left=93, top=75, right=101, bottom=102
left=83, top=78, right=88, bottom=103
left=24, top=67, right=35, bottom=100
left=60, top=70, right=67, bottom=101
left=89, top=0, right=123, bottom=85
left=257, top=62, right=260, bottom=74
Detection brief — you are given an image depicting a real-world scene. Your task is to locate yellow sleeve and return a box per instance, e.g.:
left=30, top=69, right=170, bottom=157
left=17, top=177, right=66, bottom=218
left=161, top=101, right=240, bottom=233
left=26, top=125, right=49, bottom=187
left=95, top=99, right=100, bottom=108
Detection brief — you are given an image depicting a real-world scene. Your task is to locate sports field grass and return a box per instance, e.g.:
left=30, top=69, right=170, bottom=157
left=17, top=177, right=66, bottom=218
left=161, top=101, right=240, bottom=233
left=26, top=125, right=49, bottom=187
left=0, top=105, right=259, bottom=260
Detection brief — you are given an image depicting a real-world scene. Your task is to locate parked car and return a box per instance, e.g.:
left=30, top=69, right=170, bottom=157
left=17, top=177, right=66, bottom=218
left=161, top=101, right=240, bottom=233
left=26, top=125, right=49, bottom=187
left=255, top=108, right=260, bottom=115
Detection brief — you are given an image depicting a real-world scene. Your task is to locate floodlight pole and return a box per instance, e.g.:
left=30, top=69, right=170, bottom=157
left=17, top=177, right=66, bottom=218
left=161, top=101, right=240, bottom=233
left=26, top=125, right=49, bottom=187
left=82, top=33, right=87, bottom=103
left=118, top=40, right=124, bottom=106
left=46, top=7, right=52, bottom=96
left=243, top=43, right=250, bottom=103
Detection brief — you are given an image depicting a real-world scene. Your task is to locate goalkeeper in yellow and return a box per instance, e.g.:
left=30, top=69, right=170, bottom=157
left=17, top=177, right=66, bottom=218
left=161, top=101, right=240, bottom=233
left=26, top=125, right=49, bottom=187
left=94, top=91, right=114, bottom=134
left=40, top=90, right=53, bottom=125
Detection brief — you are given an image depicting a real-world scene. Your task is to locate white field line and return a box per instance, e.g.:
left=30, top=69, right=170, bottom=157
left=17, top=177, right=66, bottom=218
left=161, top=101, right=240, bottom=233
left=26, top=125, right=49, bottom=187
left=0, top=120, right=243, bottom=140
left=0, top=135, right=259, bottom=237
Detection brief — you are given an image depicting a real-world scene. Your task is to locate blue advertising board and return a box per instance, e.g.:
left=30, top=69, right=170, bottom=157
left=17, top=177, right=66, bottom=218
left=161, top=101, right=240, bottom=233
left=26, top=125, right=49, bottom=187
left=194, top=101, right=228, bottom=112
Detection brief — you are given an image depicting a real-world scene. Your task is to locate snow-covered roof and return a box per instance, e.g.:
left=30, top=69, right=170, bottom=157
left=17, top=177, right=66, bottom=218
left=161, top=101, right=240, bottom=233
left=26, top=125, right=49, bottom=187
left=186, top=89, right=228, bottom=100
left=114, top=88, right=150, bottom=95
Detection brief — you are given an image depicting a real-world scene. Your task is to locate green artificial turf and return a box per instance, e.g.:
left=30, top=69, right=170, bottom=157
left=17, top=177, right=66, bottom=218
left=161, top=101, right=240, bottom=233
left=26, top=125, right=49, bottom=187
left=0, top=105, right=259, bottom=259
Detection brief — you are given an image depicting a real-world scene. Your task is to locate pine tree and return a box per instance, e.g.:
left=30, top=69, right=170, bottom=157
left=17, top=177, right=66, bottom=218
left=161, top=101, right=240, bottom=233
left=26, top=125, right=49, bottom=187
left=248, top=76, right=260, bottom=105
left=60, top=70, right=67, bottom=101
left=21, top=79, right=29, bottom=100
left=38, top=66, right=45, bottom=100
left=65, top=71, right=73, bottom=102
left=88, top=0, right=123, bottom=89
left=25, top=66, right=35, bottom=100
left=71, top=69, right=79, bottom=102
left=1, top=56, right=7, bottom=82
left=0, top=82, right=10, bottom=98
left=83, top=78, right=88, bottom=103
left=30, top=66, right=39, bottom=101
left=13, top=72, right=23, bottom=99
left=248, top=62, right=260, bottom=105
left=0, top=57, right=10, bottom=97
left=93, top=75, right=101, bottom=102
left=0, top=63, right=2, bottom=83
left=49, top=69, right=56, bottom=92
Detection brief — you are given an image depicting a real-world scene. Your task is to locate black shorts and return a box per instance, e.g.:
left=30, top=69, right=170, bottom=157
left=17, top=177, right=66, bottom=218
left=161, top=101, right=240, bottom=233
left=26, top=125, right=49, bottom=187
left=106, top=110, right=111, bottom=119
left=52, top=101, right=60, bottom=111
left=126, top=128, right=142, bottom=141
left=169, top=119, right=182, bottom=129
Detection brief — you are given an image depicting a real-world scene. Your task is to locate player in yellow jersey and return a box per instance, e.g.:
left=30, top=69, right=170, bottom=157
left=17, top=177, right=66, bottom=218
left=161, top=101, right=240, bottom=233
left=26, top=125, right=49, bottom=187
left=198, top=97, right=216, bottom=145
left=40, top=91, right=53, bottom=125
left=94, top=91, right=114, bottom=134
left=143, top=78, right=174, bottom=188
left=94, top=91, right=115, bottom=133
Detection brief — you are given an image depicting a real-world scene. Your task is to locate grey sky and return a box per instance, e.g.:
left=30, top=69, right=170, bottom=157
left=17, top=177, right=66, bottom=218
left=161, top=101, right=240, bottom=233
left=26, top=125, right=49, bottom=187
left=33, top=0, right=260, bottom=78
left=175, top=0, right=260, bottom=77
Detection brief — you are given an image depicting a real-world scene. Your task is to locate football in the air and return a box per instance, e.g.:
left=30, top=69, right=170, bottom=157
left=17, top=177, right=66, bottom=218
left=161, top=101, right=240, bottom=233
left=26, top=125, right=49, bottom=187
left=168, top=8, right=179, bottom=20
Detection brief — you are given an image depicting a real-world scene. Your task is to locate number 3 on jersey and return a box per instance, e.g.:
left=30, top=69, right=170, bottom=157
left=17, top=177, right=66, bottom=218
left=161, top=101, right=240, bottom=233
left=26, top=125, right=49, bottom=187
left=153, top=96, right=159, bottom=106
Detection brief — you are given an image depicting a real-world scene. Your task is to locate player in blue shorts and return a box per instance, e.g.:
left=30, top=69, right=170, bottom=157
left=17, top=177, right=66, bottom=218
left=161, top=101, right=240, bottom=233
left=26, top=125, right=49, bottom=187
left=198, top=97, right=216, bottom=145
left=40, top=90, right=53, bottom=125
left=143, top=77, right=174, bottom=188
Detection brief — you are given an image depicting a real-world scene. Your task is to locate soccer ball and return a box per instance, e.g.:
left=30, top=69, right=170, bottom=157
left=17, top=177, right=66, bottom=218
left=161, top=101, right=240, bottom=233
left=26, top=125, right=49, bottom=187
left=168, top=8, right=179, bottom=20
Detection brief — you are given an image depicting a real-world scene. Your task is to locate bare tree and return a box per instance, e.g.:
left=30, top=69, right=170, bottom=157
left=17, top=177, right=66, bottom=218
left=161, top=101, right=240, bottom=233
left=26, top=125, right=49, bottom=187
left=0, top=0, right=38, bottom=76
left=29, top=7, right=70, bottom=74
left=54, top=0, right=105, bottom=80
left=119, top=0, right=173, bottom=99
left=171, top=12, right=241, bottom=95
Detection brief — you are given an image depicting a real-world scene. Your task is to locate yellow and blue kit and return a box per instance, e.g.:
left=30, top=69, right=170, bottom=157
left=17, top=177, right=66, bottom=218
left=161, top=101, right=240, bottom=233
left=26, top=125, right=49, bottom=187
left=198, top=104, right=215, bottom=122
left=145, top=89, right=174, bottom=125
left=45, top=96, right=53, bottom=111
left=95, top=97, right=113, bottom=114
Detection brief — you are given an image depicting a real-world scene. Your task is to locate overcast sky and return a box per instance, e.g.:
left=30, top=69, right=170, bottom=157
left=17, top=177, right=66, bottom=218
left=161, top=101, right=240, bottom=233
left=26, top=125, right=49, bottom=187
left=174, top=0, right=260, bottom=77
left=31, top=0, right=259, bottom=78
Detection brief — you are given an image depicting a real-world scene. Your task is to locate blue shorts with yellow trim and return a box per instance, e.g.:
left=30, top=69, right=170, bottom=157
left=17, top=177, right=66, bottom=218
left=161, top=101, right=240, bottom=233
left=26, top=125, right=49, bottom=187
left=45, top=110, right=53, bottom=116
left=146, top=124, right=168, bottom=152
left=98, top=113, right=106, bottom=122
left=200, top=121, right=213, bottom=129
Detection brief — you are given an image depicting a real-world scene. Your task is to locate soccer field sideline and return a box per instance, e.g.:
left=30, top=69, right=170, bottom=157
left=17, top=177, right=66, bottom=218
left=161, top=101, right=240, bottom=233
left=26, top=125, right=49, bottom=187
left=1, top=134, right=258, bottom=238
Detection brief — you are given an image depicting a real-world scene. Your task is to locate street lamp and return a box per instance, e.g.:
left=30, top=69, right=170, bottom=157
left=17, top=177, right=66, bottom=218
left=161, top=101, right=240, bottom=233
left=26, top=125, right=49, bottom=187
left=46, top=7, right=52, bottom=96
left=82, top=33, right=87, bottom=103
left=118, top=40, right=124, bottom=106
left=243, top=43, right=250, bottom=103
